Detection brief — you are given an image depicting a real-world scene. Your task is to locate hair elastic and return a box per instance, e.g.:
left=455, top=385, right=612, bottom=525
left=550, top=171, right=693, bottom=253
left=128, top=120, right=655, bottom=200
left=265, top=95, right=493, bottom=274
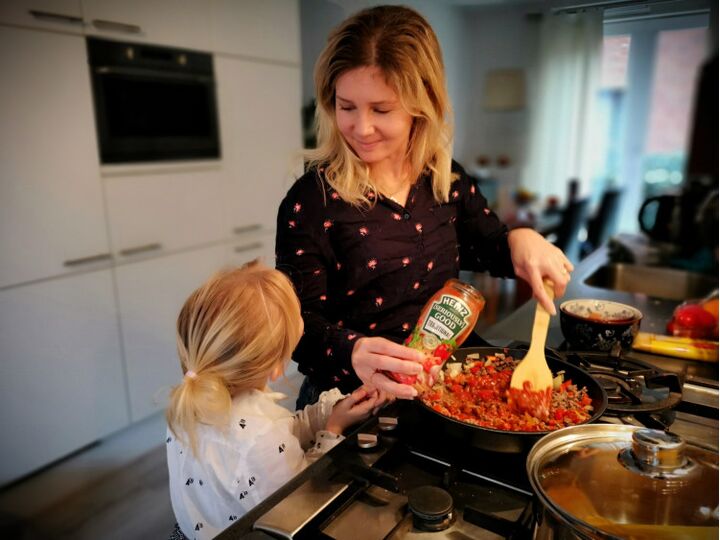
left=185, top=370, right=197, bottom=380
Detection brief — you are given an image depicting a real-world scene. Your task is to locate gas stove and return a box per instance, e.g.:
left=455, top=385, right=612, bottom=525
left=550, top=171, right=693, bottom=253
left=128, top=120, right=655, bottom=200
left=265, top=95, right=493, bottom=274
left=220, top=343, right=718, bottom=540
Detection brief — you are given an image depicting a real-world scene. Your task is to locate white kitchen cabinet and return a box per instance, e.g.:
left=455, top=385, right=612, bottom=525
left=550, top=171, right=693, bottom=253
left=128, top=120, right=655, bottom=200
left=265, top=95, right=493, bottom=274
left=114, top=245, right=226, bottom=422
left=216, top=57, right=303, bottom=235
left=81, top=0, right=211, bottom=52
left=103, top=165, right=226, bottom=262
left=0, top=27, right=111, bottom=289
left=0, top=0, right=84, bottom=34
left=210, top=0, right=300, bottom=63
left=0, top=269, right=128, bottom=487
left=225, top=230, right=276, bottom=268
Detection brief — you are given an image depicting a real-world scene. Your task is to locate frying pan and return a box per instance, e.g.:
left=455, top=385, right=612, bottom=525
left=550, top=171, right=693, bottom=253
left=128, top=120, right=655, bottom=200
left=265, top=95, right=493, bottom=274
left=411, top=347, right=608, bottom=453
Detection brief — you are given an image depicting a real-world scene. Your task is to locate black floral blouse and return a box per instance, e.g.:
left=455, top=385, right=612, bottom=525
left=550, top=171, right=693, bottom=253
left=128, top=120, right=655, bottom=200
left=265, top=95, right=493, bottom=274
left=275, top=161, right=515, bottom=393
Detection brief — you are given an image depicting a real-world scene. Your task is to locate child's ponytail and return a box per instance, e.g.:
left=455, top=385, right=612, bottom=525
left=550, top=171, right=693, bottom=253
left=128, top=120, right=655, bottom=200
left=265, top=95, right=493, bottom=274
left=166, top=262, right=302, bottom=456
left=167, top=367, right=231, bottom=455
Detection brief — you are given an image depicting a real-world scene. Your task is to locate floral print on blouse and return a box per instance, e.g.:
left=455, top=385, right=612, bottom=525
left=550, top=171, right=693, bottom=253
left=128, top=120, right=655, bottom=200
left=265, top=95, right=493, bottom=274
left=275, top=161, right=514, bottom=394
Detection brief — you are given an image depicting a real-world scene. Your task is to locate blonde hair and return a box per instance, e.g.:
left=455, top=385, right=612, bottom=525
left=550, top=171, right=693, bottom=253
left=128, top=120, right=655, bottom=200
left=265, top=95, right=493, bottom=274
left=166, top=262, right=302, bottom=455
left=306, top=5, right=455, bottom=207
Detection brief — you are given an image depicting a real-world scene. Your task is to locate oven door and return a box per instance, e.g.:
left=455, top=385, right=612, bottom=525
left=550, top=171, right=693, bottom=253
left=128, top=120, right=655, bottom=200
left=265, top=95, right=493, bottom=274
left=90, top=66, right=220, bottom=164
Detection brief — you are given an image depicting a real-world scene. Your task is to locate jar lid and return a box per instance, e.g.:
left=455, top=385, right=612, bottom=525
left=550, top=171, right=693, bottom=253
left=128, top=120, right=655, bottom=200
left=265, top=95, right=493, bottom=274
left=527, top=425, right=718, bottom=539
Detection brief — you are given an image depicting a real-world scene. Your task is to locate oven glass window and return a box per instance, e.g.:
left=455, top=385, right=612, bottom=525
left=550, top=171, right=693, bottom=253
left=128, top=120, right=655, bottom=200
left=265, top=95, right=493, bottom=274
left=88, top=37, right=220, bottom=164
left=101, top=76, right=213, bottom=138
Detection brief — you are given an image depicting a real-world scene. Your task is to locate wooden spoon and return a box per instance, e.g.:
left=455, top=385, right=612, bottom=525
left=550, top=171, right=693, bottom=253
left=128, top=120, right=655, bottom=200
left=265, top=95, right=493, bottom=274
left=509, top=281, right=554, bottom=419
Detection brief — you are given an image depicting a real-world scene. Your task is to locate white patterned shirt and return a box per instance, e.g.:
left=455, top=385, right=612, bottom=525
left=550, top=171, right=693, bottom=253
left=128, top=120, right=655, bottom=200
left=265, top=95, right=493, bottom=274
left=166, top=388, right=345, bottom=540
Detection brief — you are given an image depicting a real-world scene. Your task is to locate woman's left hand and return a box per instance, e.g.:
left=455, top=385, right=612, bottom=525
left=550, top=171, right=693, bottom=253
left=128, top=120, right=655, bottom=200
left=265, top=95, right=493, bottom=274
left=507, top=228, right=573, bottom=315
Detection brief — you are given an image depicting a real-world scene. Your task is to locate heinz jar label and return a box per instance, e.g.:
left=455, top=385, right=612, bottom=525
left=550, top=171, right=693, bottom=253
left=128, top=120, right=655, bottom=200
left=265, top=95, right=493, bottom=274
left=420, top=294, right=472, bottom=341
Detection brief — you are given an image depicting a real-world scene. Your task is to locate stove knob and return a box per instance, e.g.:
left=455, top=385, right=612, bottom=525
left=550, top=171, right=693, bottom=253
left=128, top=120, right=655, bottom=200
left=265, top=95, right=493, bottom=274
left=378, top=416, right=398, bottom=432
left=357, top=432, right=378, bottom=450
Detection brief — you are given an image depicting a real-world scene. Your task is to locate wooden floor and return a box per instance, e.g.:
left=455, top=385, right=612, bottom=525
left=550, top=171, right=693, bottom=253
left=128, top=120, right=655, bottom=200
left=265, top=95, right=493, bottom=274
left=0, top=275, right=518, bottom=540
left=0, top=370, right=304, bottom=540
left=3, top=444, right=175, bottom=540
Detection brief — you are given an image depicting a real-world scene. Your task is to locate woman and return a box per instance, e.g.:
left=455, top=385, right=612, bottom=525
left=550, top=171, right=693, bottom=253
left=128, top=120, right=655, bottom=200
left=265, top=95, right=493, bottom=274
left=276, top=5, right=572, bottom=407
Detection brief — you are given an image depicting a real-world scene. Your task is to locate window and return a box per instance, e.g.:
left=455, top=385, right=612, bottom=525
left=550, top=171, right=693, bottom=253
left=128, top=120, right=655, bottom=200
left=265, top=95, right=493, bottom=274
left=593, top=35, right=631, bottom=191
left=643, top=27, right=708, bottom=198
left=593, top=13, right=709, bottom=232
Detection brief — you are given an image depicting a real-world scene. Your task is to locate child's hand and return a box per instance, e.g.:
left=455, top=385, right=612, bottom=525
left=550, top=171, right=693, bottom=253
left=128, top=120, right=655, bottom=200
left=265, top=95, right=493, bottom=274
left=325, top=387, right=385, bottom=435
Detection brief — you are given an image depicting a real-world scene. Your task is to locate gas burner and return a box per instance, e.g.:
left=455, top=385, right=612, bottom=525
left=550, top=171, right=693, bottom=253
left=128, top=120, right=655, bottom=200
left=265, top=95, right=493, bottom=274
left=407, top=486, right=454, bottom=532
left=510, top=340, right=684, bottom=418
left=593, top=371, right=644, bottom=405
left=559, top=346, right=683, bottom=418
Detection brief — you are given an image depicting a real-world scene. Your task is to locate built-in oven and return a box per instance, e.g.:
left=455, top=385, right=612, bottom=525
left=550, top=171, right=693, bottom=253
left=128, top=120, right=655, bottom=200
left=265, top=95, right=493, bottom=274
left=87, top=37, right=220, bottom=164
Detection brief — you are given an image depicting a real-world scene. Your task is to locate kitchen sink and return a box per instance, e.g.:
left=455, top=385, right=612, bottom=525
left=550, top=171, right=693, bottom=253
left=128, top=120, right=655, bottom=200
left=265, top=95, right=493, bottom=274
left=584, top=263, right=717, bottom=301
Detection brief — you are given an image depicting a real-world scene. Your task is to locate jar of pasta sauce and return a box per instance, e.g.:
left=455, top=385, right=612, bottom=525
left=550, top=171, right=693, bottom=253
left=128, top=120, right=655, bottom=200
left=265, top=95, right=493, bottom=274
left=389, top=279, right=485, bottom=387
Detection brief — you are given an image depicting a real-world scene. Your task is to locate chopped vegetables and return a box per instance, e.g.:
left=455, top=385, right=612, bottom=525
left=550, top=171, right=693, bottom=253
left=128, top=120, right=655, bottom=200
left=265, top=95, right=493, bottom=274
left=421, top=353, right=594, bottom=432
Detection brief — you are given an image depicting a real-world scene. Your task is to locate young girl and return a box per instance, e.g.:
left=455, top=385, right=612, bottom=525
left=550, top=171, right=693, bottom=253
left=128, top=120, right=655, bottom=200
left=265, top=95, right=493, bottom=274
left=165, top=262, right=384, bottom=540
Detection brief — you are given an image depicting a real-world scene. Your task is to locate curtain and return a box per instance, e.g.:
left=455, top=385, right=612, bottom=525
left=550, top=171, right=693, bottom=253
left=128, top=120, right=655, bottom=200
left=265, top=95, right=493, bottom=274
left=522, top=10, right=604, bottom=203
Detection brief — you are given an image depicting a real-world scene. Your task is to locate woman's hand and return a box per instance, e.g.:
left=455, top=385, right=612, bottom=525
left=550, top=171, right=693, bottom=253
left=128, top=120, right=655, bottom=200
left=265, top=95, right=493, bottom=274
left=351, top=336, right=424, bottom=399
left=326, top=386, right=386, bottom=435
left=508, top=228, right=573, bottom=315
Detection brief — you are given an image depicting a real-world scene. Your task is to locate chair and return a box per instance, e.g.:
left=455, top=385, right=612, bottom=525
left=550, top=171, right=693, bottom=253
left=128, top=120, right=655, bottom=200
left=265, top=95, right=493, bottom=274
left=580, top=189, right=623, bottom=258
left=511, top=197, right=589, bottom=306
left=552, top=198, right=589, bottom=261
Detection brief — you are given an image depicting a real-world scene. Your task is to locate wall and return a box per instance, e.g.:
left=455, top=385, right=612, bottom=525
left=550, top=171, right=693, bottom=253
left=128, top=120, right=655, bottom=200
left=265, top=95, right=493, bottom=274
left=457, top=4, right=541, bottom=178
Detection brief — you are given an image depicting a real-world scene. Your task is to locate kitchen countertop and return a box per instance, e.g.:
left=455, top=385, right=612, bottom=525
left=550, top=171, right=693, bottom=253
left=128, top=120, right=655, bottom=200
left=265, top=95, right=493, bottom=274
left=478, top=243, right=719, bottom=385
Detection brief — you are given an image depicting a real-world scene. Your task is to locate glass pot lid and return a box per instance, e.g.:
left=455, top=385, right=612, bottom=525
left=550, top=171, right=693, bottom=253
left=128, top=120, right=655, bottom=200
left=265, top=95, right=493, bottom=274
left=527, top=424, right=718, bottom=539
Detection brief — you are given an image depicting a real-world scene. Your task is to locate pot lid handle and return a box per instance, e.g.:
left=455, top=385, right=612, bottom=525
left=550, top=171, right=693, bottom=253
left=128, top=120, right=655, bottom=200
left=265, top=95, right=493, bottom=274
left=632, top=429, right=686, bottom=469
left=619, top=429, right=692, bottom=478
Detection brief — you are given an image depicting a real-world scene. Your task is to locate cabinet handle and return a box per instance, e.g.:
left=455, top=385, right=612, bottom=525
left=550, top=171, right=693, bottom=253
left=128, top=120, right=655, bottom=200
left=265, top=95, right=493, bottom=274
left=92, top=19, right=142, bottom=34
left=29, top=10, right=84, bottom=25
left=64, top=253, right=112, bottom=267
left=119, top=242, right=162, bottom=257
left=234, top=242, right=263, bottom=254
left=233, top=224, right=262, bottom=235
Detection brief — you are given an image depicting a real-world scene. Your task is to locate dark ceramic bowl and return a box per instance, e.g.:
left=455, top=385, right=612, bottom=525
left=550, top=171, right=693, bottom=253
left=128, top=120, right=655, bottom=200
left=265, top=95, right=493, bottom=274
left=559, top=299, right=643, bottom=351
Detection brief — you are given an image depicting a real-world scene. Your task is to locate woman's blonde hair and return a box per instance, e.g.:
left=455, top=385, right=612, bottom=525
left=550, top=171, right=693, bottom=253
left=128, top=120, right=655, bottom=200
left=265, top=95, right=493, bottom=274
left=306, top=5, right=455, bottom=206
left=166, top=262, right=302, bottom=455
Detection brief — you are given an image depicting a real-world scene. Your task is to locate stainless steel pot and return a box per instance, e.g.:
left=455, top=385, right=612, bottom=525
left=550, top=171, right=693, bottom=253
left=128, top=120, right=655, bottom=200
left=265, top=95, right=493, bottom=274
left=526, top=425, right=718, bottom=539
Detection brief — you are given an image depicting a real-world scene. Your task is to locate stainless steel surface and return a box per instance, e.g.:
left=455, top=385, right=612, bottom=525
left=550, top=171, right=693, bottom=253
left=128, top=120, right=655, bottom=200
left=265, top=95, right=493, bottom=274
left=584, top=263, right=716, bottom=301
left=322, top=486, right=407, bottom=539
left=664, top=411, right=718, bottom=452
left=63, top=252, right=113, bottom=267
left=618, top=429, right=692, bottom=477
left=528, top=424, right=719, bottom=538
left=682, top=380, right=718, bottom=409
left=252, top=475, right=351, bottom=539
left=631, top=430, right=685, bottom=468
left=253, top=442, right=390, bottom=539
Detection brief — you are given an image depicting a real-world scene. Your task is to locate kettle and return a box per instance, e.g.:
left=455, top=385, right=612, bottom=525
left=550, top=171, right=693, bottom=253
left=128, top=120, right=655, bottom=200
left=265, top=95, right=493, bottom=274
left=639, top=186, right=719, bottom=250
left=638, top=194, right=682, bottom=243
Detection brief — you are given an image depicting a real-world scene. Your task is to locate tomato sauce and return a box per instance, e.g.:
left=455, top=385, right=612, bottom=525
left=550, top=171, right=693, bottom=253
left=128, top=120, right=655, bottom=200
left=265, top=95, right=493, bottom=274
left=421, top=352, right=593, bottom=432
